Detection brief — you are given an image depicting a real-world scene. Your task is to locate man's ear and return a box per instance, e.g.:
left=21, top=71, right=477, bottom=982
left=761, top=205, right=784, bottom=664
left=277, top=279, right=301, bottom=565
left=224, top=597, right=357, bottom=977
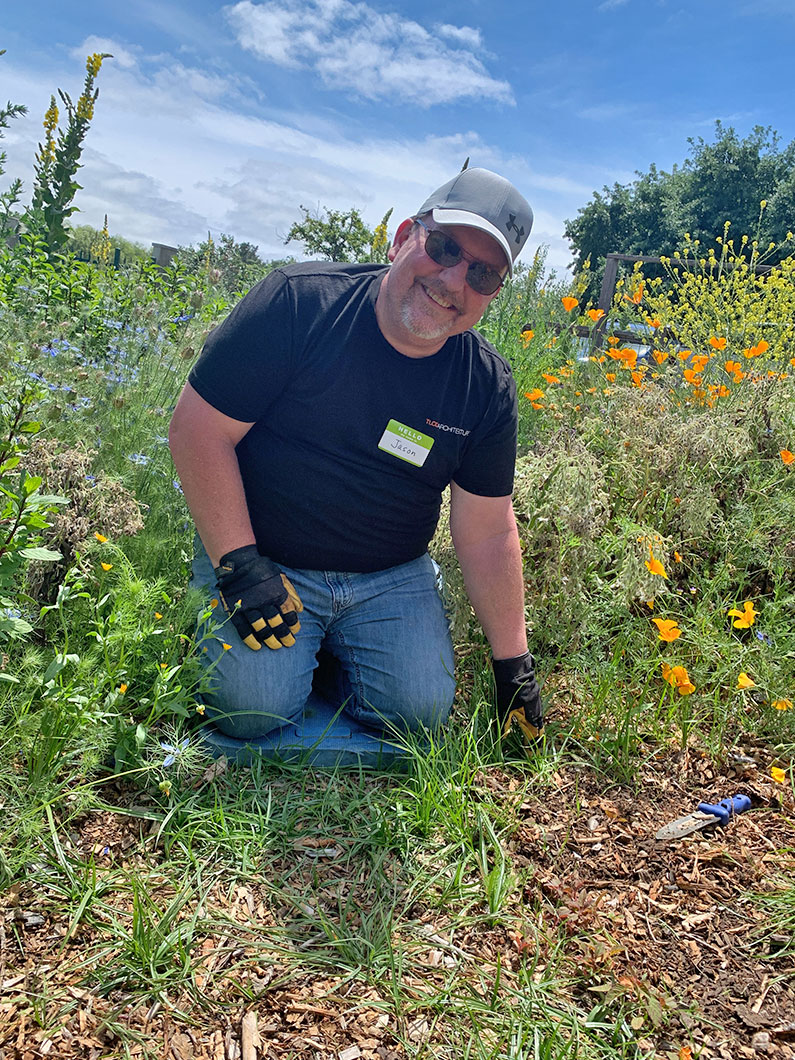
left=388, top=218, right=416, bottom=262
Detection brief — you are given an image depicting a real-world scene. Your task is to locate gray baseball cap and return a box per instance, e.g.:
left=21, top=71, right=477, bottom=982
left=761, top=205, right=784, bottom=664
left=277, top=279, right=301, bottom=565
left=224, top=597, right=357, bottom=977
left=416, top=167, right=533, bottom=274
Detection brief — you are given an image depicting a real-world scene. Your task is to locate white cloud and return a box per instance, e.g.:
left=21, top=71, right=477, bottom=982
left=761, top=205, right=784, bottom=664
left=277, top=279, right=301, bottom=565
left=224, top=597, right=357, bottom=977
left=223, top=0, right=514, bottom=106
left=436, top=24, right=483, bottom=49
left=0, top=38, right=580, bottom=274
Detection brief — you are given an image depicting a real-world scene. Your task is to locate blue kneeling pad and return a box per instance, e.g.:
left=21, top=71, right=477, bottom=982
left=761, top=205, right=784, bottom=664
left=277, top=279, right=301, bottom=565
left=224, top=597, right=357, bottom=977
left=197, top=691, right=411, bottom=769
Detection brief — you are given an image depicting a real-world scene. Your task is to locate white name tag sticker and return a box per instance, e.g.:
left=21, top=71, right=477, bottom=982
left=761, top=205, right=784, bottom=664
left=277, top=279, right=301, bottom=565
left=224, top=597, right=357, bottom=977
left=378, top=418, right=434, bottom=467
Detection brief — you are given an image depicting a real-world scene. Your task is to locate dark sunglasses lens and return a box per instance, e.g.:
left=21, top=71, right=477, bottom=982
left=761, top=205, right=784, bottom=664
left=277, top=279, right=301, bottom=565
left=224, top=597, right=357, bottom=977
left=467, top=264, right=503, bottom=295
left=425, top=229, right=462, bottom=267
left=423, top=227, right=504, bottom=295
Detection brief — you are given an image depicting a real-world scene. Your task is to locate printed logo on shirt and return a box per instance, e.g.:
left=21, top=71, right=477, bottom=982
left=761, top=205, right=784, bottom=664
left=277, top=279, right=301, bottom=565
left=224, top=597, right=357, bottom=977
left=425, top=419, right=470, bottom=437
left=378, top=419, right=434, bottom=467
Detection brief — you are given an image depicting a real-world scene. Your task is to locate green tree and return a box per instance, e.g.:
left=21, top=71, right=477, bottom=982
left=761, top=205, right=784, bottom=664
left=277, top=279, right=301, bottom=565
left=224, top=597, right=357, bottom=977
left=0, top=49, right=27, bottom=240
left=565, top=123, right=795, bottom=297
left=174, top=232, right=284, bottom=295
left=26, top=52, right=111, bottom=252
left=285, top=205, right=376, bottom=262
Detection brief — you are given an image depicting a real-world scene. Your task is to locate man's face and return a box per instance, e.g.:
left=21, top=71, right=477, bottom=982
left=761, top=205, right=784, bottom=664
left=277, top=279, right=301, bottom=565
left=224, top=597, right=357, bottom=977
left=375, top=218, right=507, bottom=356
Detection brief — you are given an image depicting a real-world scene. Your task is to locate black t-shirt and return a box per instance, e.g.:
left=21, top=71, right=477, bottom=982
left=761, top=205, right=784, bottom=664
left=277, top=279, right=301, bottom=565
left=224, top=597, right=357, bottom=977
left=189, top=262, right=517, bottom=572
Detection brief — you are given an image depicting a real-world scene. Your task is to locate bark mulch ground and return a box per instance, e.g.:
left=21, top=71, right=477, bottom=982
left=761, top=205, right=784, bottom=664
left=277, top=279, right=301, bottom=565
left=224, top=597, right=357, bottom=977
left=1, top=742, right=793, bottom=1060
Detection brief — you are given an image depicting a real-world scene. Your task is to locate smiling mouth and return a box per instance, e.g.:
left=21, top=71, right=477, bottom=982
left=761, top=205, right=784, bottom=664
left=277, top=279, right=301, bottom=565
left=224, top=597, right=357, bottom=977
left=421, top=282, right=460, bottom=313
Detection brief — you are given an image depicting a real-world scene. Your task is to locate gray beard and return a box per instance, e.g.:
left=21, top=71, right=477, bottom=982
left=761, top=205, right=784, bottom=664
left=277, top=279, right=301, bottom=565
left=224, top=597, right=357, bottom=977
left=398, top=285, right=457, bottom=341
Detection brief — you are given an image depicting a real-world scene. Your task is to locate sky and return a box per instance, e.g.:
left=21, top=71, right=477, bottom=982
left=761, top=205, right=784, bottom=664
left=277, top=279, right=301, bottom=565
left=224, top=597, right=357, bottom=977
left=2, top=0, right=794, bottom=276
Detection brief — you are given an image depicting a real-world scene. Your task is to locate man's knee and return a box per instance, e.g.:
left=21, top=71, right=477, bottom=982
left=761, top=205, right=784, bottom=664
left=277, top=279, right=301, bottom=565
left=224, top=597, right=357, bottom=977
left=351, top=666, right=456, bottom=735
left=204, top=669, right=306, bottom=740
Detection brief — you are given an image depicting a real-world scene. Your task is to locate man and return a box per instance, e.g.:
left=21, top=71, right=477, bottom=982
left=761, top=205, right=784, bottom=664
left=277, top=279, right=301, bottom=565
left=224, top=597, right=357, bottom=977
left=169, top=166, right=543, bottom=754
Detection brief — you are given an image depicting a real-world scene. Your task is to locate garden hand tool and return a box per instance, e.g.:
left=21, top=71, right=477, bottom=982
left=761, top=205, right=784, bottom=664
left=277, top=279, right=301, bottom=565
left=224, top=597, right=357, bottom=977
left=215, top=544, right=303, bottom=650
left=493, top=651, right=544, bottom=743
left=655, top=793, right=751, bottom=840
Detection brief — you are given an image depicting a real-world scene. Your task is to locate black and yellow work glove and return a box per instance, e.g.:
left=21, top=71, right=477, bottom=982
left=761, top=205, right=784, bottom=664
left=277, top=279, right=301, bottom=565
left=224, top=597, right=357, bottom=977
left=214, top=544, right=303, bottom=651
left=493, top=651, right=544, bottom=743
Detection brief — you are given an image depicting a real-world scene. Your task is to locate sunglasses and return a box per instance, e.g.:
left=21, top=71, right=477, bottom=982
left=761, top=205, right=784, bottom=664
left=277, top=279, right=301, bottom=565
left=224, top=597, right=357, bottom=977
left=414, top=218, right=506, bottom=296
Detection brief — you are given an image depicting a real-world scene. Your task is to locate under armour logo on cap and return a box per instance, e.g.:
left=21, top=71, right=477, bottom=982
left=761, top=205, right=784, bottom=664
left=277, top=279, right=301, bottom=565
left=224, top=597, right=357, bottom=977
left=506, top=214, right=525, bottom=245
left=415, top=167, right=534, bottom=275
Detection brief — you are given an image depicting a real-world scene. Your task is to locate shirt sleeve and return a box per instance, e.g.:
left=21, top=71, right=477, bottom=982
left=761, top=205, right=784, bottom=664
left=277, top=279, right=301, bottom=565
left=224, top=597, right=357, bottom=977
left=188, top=269, right=295, bottom=423
left=452, top=356, right=517, bottom=497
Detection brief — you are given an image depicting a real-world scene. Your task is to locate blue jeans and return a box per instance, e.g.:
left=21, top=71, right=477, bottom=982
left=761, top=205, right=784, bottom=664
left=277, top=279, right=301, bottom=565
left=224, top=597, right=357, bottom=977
left=191, top=545, right=456, bottom=741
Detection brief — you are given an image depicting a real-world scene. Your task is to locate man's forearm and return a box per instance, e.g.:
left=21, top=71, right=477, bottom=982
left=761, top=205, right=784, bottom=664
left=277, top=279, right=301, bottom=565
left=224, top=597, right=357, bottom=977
left=454, top=528, right=528, bottom=660
left=171, top=438, right=255, bottom=567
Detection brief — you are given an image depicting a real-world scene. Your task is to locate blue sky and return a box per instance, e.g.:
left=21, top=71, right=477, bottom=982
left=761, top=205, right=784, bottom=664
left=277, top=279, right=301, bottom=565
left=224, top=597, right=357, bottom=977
left=2, top=0, right=794, bottom=274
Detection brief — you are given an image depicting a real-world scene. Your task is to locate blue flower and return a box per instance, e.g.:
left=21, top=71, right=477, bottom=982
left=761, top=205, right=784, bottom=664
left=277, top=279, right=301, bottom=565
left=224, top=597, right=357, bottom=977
left=160, top=736, right=190, bottom=767
left=128, top=453, right=150, bottom=466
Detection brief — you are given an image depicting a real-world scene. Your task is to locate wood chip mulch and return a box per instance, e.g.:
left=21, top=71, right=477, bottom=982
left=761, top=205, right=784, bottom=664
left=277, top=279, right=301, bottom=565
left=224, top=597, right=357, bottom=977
left=1, top=742, right=794, bottom=1060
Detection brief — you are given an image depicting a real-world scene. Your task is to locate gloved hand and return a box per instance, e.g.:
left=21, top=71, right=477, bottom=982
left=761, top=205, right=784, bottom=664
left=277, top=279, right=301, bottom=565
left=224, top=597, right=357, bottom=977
left=492, top=651, right=544, bottom=743
left=214, top=544, right=303, bottom=651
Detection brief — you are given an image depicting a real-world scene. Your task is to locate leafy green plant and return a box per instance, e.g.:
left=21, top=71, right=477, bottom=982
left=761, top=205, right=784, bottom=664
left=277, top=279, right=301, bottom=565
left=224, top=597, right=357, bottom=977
left=0, top=384, right=66, bottom=642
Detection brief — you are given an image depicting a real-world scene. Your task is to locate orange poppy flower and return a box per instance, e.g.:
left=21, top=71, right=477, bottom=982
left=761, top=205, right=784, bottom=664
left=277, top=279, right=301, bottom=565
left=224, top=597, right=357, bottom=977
left=561, top=297, right=579, bottom=312
left=709, top=336, right=727, bottom=350
left=662, top=662, right=695, bottom=695
left=524, top=388, right=545, bottom=402
left=728, top=601, right=758, bottom=628
left=645, top=551, right=668, bottom=579
left=737, top=672, right=755, bottom=689
left=587, top=308, right=605, bottom=322
left=653, top=618, right=682, bottom=642
left=781, top=450, right=795, bottom=465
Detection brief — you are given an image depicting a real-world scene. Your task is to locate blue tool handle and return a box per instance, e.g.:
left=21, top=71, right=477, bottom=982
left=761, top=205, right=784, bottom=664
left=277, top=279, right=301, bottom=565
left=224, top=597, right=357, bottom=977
left=696, top=794, right=751, bottom=825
